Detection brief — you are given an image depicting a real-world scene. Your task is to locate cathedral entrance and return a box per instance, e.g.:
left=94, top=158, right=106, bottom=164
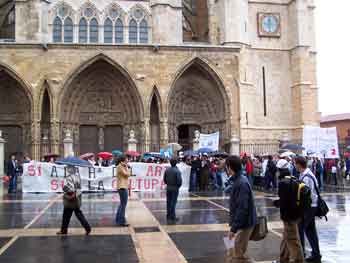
left=0, top=67, right=31, bottom=161
left=60, top=56, right=143, bottom=155
left=168, top=59, right=230, bottom=150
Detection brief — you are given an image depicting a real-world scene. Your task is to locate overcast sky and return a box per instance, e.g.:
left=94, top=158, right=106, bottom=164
left=316, top=1, right=350, bottom=116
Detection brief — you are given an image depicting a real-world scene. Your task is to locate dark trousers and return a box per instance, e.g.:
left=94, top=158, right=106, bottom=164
left=332, top=173, right=338, bottom=185
left=265, top=173, right=276, bottom=190
left=8, top=173, right=17, bottom=193
left=298, top=207, right=321, bottom=259
left=116, top=188, right=128, bottom=224
left=189, top=171, right=197, bottom=192
left=166, top=189, right=179, bottom=220
left=61, top=207, right=90, bottom=233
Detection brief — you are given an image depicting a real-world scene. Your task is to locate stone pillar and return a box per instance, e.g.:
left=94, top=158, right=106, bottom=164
left=41, top=130, right=50, bottom=157
left=193, top=130, right=200, bottom=151
left=31, top=120, right=41, bottom=161
left=51, top=118, right=60, bottom=155
left=128, top=130, right=138, bottom=152
left=230, top=135, right=240, bottom=156
left=160, top=117, right=169, bottom=149
left=150, top=0, right=183, bottom=44
left=143, top=118, right=150, bottom=152
left=0, top=130, right=5, bottom=176
left=218, top=0, right=249, bottom=45
left=63, top=129, right=74, bottom=157
left=98, top=127, right=104, bottom=152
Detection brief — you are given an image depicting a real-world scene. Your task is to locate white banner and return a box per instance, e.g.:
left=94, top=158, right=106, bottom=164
left=303, top=126, right=340, bottom=159
left=199, top=132, right=220, bottom=151
left=22, top=162, right=191, bottom=193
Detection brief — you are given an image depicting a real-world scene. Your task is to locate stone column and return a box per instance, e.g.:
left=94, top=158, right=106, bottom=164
left=230, top=135, right=240, bottom=156
left=51, top=118, right=60, bottom=155
left=193, top=130, right=200, bottom=151
left=63, top=129, right=74, bottom=157
left=31, top=120, right=41, bottom=161
left=144, top=118, right=150, bottom=152
left=0, top=130, right=5, bottom=176
left=41, top=130, right=50, bottom=157
left=150, top=0, right=183, bottom=44
left=98, top=127, right=104, bottom=152
left=160, top=117, right=169, bottom=148
left=128, top=130, right=138, bottom=152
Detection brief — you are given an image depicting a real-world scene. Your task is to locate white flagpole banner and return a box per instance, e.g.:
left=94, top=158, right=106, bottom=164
left=199, top=132, right=220, bottom=151
left=22, top=162, right=191, bottom=193
left=303, top=125, right=340, bottom=159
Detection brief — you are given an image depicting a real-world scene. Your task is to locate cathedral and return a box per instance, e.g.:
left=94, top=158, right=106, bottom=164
left=0, top=0, right=319, bottom=160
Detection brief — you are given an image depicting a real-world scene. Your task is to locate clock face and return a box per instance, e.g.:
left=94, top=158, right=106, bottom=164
left=262, top=15, right=278, bottom=33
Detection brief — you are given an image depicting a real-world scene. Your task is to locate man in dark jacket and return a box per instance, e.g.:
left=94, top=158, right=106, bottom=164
left=265, top=155, right=277, bottom=191
left=274, top=159, right=304, bottom=263
left=226, top=156, right=257, bottom=262
left=164, top=158, right=182, bottom=223
left=7, top=154, right=19, bottom=194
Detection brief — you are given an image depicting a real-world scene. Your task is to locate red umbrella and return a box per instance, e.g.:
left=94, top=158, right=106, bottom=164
left=125, top=150, right=141, bottom=157
left=79, top=153, right=94, bottom=160
left=98, top=152, right=113, bottom=160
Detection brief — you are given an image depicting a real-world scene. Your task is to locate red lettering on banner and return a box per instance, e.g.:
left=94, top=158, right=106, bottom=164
left=144, top=179, right=151, bottom=190
left=152, top=179, right=159, bottom=189
left=146, top=166, right=153, bottom=176
left=61, top=180, right=64, bottom=189
left=332, top=149, right=336, bottom=155
left=137, top=178, right=143, bottom=190
left=155, top=166, right=162, bottom=177
left=51, top=179, right=58, bottom=191
left=37, top=165, right=42, bottom=176
left=28, top=165, right=35, bottom=176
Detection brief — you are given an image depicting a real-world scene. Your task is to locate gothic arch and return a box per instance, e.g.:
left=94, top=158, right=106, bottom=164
left=0, top=62, right=33, bottom=159
left=147, top=86, right=163, bottom=118
left=167, top=57, right=231, bottom=149
left=59, top=53, right=144, bottom=154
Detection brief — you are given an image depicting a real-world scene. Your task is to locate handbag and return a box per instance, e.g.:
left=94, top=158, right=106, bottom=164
left=305, top=174, right=329, bottom=221
left=250, top=216, right=268, bottom=241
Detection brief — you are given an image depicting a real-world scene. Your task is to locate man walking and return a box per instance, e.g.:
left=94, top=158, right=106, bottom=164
left=274, top=159, right=304, bottom=263
left=295, top=157, right=322, bottom=263
left=164, top=158, right=182, bottom=223
left=265, top=155, right=277, bottom=191
left=7, top=154, right=18, bottom=194
left=226, top=156, right=257, bottom=263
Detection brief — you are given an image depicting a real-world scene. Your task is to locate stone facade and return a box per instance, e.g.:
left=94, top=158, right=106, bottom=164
left=0, top=0, right=320, bottom=159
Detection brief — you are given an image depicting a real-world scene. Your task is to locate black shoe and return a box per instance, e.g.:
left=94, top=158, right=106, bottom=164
left=86, top=228, right=91, bottom=235
left=56, top=231, right=67, bottom=235
left=305, top=256, right=322, bottom=263
left=117, top=223, right=130, bottom=227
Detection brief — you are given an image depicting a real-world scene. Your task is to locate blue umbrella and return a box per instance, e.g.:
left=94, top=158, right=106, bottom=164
left=281, top=144, right=305, bottom=151
left=183, top=150, right=197, bottom=157
left=56, top=156, right=92, bottom=167
left=197, top=148, right=214, bottom=154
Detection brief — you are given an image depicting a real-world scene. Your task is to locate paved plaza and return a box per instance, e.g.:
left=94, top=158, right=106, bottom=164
left=0, top=188, right=347, bottom=263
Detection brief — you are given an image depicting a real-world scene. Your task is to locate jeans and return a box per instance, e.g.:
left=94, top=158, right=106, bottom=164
left=189, top=171, right=197, bottom=192
left=265, top=173, right=276, bottom=190
left=247, top=175, right=254, bottom=187
left=61, top=207, right=91, bottom=233
left=298, top=207, right=321, bottom=259
left=166, top=189, right=179, bottom=220
left=116, top=188, right=128, bottom=224
left=8, top=173, right=17, bottom=193
left=332, top=173, right=338, bottom=185
left=216, top=172, right=223, bottom=189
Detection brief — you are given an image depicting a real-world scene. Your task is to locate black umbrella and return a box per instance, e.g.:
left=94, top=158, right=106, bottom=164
left=210, top=151, right=229, bottom=158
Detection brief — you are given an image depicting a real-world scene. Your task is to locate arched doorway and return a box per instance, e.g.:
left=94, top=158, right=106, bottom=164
left=60, top=58, right=143, bottom=155
left=150, top=93, right=160, bottom=152
left=168, top=59, right=230, bottom=150
left=0, top=67, right=32, bottom=161
left=40, top=87, right=51, bottom=157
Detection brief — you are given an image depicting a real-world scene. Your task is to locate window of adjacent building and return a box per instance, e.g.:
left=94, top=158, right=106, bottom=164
left=53, top=17, right=62, bottom=43
left=79, top=18, right=88, bottom=43
left=129, top=19, right=138, bottom=44
left=89, top=18, right=99, bottom=43
left=64, top=17, right=73, bottom=43
left=115, top=19, right=124, bottom=43
left=104, top=18, right=113, bottom=43
left=139, top=19, right=148, bottom=44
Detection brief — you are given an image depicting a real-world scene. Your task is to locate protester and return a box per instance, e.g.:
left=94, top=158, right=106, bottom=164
left=226, top=155, right=257, bottom=263
left=189, top=156, right=200, bottom=192
left=57, top=165, right=91, bottom=235
left=115, top=155, right=132, bottom=227
left=164, top=158, right=182, bottom=223
left=274, top=159, right=304, bottom=263
left=7, top=154, right=19, bottom=194
left=295, top=157, right=322, bottom=263
left=331, top=162, right=337, bottom=185
left=199, top=155, right=210, bottom=191
left=265, top=155, right=277, bottom=191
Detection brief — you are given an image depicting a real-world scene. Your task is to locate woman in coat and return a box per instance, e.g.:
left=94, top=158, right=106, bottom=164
left=57, top=165, right=91, bottom=235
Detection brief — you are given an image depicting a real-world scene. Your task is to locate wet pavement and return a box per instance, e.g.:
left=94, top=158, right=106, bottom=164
left=0, top=188, right=348, bottom=262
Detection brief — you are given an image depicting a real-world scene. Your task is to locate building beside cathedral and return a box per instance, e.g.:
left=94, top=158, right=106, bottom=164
left=0, top=0, right=319, bottom=160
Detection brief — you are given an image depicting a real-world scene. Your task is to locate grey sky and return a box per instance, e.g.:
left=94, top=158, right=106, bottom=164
left=316, top=1, right=350, bottom=116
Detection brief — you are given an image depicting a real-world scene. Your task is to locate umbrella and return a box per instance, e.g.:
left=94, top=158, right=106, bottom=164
left=44, top=153, right=60, bottom=159
left=281, top=144, right=305, bottom=151
left=143, top=152, right=161, bottom=158
left=197, top=147, right=214, bottom=154
left=280, top=151, right=296, bottom=158
left=79, top=153, right=94, bottom=160
left=97, top=152, right=113, bottom=160
left=183, top=150, right=197, bottom=157
left=56, top=156, right=92, bottom=167
left=210, top=151, right=229, bottom=158
left=125, top=150, right=141, bottom=157
left=112, top=150, right=123, bottom=157
left=167, top=143, right=183, bottom=151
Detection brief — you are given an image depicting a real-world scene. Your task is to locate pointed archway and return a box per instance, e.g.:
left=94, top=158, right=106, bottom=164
left=40, top=86, right=51, bottom=157
left=168, top=58, right=230, bottom=150
left=150, top=91, right=160, bottom=152
left=0, top=66, right=32, bottom=161
left=60, top=55, right=143, bottom=154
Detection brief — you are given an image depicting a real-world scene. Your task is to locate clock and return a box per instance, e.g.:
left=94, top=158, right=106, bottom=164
left=258, top=13, right=281, bottom=37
